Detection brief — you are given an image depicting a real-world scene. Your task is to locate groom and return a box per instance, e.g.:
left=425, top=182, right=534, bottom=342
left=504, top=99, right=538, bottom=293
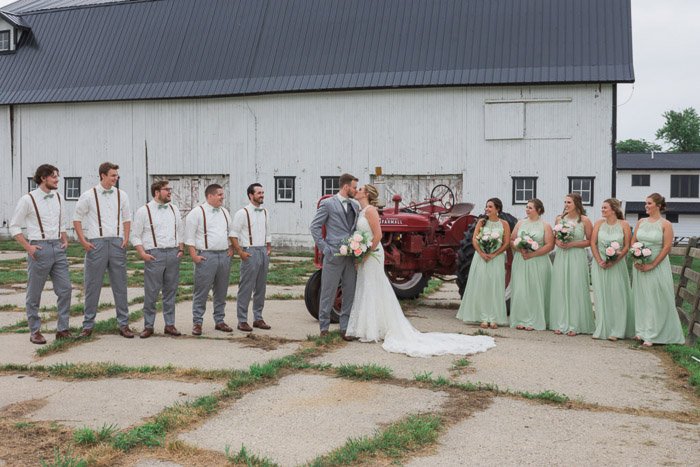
left=310, top=173, right=360, bottom=341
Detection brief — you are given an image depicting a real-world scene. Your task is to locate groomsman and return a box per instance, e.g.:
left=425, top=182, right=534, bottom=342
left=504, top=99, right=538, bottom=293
left=73, top=162, right=133, bottom=338
left=231, top=183, right=272, bottom=332
left=10, top=164, right=72, bottom=344
left=131, top=180, right=184, bottom=338
left=185, top=183, right=235, bottom=336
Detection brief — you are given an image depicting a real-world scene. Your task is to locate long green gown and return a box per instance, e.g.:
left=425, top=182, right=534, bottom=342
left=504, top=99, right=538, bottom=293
left=457, top=220, right=508, bottom=325
left=510, top=219, right=551, bottom=330
left=548, top=219, right=595, bottom=334
left=591, top=221, right=635, bottom=339
left=631, top=219, right=684, bottom=344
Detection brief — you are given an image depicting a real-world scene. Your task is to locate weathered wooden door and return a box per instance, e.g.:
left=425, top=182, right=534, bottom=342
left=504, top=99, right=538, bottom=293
left=370, top=174, right=463, bottom=207
left=151, top=175, right=230, bottom=217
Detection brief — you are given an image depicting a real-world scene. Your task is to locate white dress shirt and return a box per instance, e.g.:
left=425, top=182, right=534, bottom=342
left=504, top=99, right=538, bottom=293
left=73, top=184, right=132, bottom=239
left=232, top=203, right=271, bottom=247
left=9, top=188, right=66, bottom=240
left=185, top=203, right=234, bottom=250
left=336, top=193, right=350, bottom=212
left=131, top=200, right=184, bottom=250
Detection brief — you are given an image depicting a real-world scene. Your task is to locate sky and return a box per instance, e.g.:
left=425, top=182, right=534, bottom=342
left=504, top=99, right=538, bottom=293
left=1, top=0, right=698, bottom=146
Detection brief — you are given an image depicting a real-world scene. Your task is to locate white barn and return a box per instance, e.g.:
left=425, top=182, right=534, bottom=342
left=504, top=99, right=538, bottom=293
left=616, top=152, right=700, bottom=240
left=0, top=0, right=635, bottom=247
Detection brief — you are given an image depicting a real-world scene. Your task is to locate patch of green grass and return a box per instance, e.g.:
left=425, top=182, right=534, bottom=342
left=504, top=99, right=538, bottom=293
left=0, top=304, right=21, bottom=311
left=112, top=422, right=165, bottom=451
left=225, top=445, right=279, bottom=467
left=14, top=421, right=34, bottom=429
left=413, top=372, right=498, bottom=392
left=267, top=293, right=303, bottom=300
left=665, top=340, right=700, bottom=395
left=90, top=309, right=143, bottom=334
left=420, top=278, right=443, bottom=297
left=308, top=414, right=442, bottom=466
left=336, top=363, right=393, bottom=381
left=307, top=330, right=342, bottom=346
left=190, top=395, right=219, bottom=414
left=273, top=250, right=313, bottom=257
left=520, top=390, right=570, bottom=403
left=35, top=335, right=94, bottom=357
left=451, top=358, right=470, bottom=369
left=40, top=448, right=88, bottom=467
left=266, top=261, right=316, bottom=285
left=0, top=269, right=28, bottom=285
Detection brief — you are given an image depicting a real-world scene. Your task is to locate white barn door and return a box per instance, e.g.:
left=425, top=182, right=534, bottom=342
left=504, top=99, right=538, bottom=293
left=151, top=175, right=230, bottom=217
left=370, top=174, right=463, bottom=207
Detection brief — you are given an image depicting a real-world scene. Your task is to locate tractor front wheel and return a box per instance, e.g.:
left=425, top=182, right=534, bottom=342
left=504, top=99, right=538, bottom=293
left=387, top=272, right=430, bottom=299
left=304, top=269, right=341, bottom=323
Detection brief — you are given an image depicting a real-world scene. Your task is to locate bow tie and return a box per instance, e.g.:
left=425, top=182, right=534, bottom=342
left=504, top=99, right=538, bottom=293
left=254, top=208, right=264, bottom=212
left=102, top=189, right=114, bottom=195
left=43, top=193, right=54, bottom=199
left=341, top=199, right=348, bottom=204
left=212, top=207, right=220, bottom=213
left=157, top=204, right=170, bottom=210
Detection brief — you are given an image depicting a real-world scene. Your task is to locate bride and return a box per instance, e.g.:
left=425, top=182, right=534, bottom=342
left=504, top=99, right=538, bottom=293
left=346, top=184, right=496, bottom=357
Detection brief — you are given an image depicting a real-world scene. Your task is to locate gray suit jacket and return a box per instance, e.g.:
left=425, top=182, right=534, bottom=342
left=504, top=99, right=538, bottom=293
left=310, top=195, right=360, bottom=257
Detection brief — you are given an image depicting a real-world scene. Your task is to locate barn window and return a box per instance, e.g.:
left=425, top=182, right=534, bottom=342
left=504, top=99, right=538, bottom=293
left=670, top=175, right=699, bottom=198
left=0, top=31, right=10, bottom=51
left=275, top=176, right=295, bottom=203
left=27, top=177, right=37, bottom=192
left=321, top=176, right=340, bottom=195
left=512, top=177, right=537, bottom=205
left=568, top=177, right=594, bottom=206
left=64, top=177, right=81, bottom=200
left=631, top=174, right=650, bottom=186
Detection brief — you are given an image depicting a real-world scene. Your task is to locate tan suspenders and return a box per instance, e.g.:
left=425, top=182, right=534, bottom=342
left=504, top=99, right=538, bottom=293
left=93, top=187, right=121, bottom=237
left=200, top=205, right=229, bottom=250
left=243, top=207, right=267, bottom=246
left=27, top=192, right=62, bottom=239
left=145, top=203, right=177, bottom=248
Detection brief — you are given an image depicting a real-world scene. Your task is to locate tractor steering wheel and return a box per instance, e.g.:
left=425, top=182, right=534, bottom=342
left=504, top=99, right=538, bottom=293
left=430, top=184, right=455, bottom=210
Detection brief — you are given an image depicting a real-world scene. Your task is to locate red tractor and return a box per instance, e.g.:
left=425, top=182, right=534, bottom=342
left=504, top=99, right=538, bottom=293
left=304, top=185, right=518, bottom=322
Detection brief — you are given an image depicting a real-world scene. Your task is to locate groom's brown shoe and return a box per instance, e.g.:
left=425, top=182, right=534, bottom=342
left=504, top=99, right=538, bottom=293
left=340, top=331, right=356, bottom=342
left=320, top=330, right=329, bottom=338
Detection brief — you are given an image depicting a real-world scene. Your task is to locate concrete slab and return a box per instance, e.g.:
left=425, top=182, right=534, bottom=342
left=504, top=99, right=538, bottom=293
left=406, top=398, right=700, bottom=466
left=0, top=287, right=144, bottom=308
left=0, top=312, right=25, bottom=328
left=180, top=374, right=448, bottom=466
left=0, top=252, right=26, bottom=261
left=41, top=303, right=144, bottom=332
left=0, top=375, right=221, bottom=429
left=38, top=335, right=299, bottom=371
left=0, top=333, right=43, bottom=365
left=310, top=342, right=461, bottom=380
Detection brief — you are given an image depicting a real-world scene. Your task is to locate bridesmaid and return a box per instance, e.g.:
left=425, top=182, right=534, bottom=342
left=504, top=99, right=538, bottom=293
left=510, top=199, right=554, bottom=331
left=631, top=193, right=685, bottom=347
left=457, top=198, right=511, bottom=329
left=549, top=193, right=595, bottom=336
left=590, top=199, right=635, bottom=340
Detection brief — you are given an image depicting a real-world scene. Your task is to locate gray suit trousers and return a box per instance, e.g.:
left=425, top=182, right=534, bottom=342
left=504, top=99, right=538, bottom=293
left=319, top=254, right=356, bottom=332
left=26, top=240, right=72, bottom=333
left=143, top=248, right=180, bottom=328
left=82, top=237, right=130, bottom=329
left=192, top=250, right=231, bottom=325
left=236, top=246, right=269, bottom=323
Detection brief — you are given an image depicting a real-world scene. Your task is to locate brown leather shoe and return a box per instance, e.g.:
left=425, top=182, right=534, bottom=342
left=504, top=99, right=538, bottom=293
left=119, top=325, right=135, bottom=338
left=192, top=324, right=202, bottom=336
left=139, top=328, right=154, bottom=339
left=55, top=330, right=73, bottom=340
left=164, top=325, right=181, bottom=336
left=320, top=330, right=329, bottom=338
left=340, top=331, right=356, bottom=342
left=237, top=322, right=253, bottom=332
left=30, top=331, right=47, bottom=345
left=78, top=328, right=92, bottom=338
left=252, top=319, right=271, bottom=330
left=215, top=322, right=233, bottom=332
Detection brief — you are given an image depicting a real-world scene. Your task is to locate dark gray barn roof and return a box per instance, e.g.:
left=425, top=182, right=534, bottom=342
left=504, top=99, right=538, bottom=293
left=617, top=153, right=700, bottom=171
left=0, top=0, right=635, bottom=105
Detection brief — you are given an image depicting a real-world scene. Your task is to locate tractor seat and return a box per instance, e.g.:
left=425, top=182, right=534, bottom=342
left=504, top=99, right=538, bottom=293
left=448, top=202, right=474, bottom=218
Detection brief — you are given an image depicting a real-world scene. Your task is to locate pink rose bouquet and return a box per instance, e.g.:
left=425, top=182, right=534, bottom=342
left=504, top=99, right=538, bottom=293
left=512, top=232, right=540, bottom=252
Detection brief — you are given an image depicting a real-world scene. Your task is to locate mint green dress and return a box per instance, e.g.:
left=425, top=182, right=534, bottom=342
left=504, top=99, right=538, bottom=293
left=510, top=219, right=551, bottom=330
left=457, top=220, right=507, bottom=325
left=591, top=221, right=635, bottom=339
left=548, top=219, right=594, bottom=334
left=631, top=219, right=684, bottom=344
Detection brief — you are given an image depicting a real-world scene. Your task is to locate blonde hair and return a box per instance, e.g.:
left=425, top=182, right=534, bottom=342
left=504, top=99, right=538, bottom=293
left=603, top=198, right=624, bottom=220
left=364, top=184, right=380, bottom=207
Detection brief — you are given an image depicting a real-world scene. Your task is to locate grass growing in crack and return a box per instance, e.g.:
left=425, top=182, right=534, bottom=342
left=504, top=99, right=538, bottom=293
left=112, top=422, right=165, bottom=451
left=419, top=278, right=443, bottom=298
left=73, top=424, right=118, bottom=445
left=35, top=335, right=95, bottom=357
left=40, top=448, right=88, bottom=467
left=413, top=372, right=498, bottom=392
left=665, top=341, right=700, bottom=394
left=520, top=390, right=569, bottom=404
left=307, top=330, right=342, bottom=346
left=15, top=421, right=34, bottom=429
left=267, top=293, right=303, bottom=300
left=451, top=358, right=470, bottom=369
left=308, top=414, right=442, bottom=466
left=336, top=364, right=393, bottom=381
left=225, top=445, right=279, bottom=466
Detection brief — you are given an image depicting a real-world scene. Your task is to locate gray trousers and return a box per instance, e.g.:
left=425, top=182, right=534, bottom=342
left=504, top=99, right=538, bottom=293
left=143, top=247, right=180, bottom=328
left=82, top=237, right=130, bottom=329
left=319, top=254, right=356, bottom=332
left=236, top=246, right=269, bottom=324
left=192, top=250, right=232, bottom=325
left=26, top=240, right=72, bottom=333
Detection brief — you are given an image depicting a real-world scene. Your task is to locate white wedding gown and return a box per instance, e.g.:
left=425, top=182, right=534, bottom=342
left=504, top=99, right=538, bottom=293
left=346, top=208, right=496, bottom=357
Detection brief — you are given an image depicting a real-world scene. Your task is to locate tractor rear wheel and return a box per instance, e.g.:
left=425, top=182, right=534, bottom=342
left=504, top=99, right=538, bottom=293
left=388, top=272, right=430, bottom=299
left=304, top=269, right=341, bottom=323
left=456, top=218, right=478, bottom=298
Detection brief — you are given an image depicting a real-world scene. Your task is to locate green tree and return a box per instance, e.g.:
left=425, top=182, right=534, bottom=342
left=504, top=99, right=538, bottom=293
left=655, top=107, right=700, bottom=152
left=616, top=138, right=662, bottom=153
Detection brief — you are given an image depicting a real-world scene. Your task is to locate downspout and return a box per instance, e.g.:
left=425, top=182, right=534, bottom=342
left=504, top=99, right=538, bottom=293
left=611, top=84, right=617, bottom=198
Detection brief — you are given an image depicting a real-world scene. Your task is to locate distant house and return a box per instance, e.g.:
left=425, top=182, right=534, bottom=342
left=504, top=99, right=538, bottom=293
left=616, top=153, right=700, bottom=238
left=0, top=0, right=634, bottom=246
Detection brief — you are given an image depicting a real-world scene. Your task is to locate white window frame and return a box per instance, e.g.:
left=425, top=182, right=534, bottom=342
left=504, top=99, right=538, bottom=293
left=568, top=177, right=595, bottom=206
left=321, top=176, right=340, bottom=196
left=27, top=177, right=37, bottom=192
left=64, top=177, right=81, bottom=200
left=275, top=176, right=295, bottom=203
left=512, top=177, right=537, bottom=205
left=0, top=30, right=10, bottom=52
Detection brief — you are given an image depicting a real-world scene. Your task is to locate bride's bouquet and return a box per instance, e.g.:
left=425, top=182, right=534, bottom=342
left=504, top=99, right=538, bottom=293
left=337, top=231, right=375, bottom=262
left=476, top=226, right=502, bottom=254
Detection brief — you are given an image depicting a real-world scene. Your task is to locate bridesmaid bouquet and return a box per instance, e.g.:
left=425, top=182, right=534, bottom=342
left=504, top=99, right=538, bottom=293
left=630, top=242, right=653, bottom=264
left=513, top=232, right=540, bottom=252
left=337, top=231, right=374, bottom=261
left=477, top=226, right=502, bottom=253
left=603, top=241, right=621, bottom=262
left=553, top=220, right=576, bottom=243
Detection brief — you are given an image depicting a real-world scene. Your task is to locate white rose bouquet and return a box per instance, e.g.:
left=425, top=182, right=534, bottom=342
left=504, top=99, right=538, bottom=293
left=477, top=225, right=502, bottom=254
left=337, top=231, right=375, bottom=262
left=553, top=220, right=576, bottom=243
left=630, top=241, right=653, bottom=264
left=512, top=231, right=540, bottom=252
